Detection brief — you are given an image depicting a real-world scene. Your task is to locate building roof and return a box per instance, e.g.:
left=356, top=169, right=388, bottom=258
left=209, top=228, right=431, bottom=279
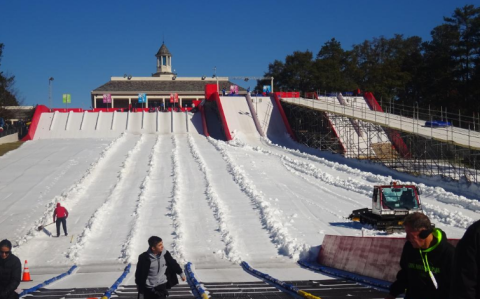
left=155, top=43, right=171, bottom=57
left=92, top=80, right=245, bottom=93
left=0, top=106, right=35, bottom=121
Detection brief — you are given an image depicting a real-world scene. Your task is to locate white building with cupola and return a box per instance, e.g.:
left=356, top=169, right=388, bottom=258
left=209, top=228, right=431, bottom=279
left=91, top=42, right=244, bottom=109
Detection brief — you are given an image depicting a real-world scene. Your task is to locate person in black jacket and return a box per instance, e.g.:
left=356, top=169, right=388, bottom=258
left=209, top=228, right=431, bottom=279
left=451, top=219, right=480, bottom=299
left=0, top=239, right=21, bottom=299
left=135, top=236, right=186, bottom=299
left=386, top=212, right=455, bottom=299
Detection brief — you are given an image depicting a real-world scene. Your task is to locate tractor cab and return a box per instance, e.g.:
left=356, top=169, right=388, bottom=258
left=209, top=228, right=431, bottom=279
left=372, top=183, right=422, bottom=217
left=349, top=181, right=423, bottom=232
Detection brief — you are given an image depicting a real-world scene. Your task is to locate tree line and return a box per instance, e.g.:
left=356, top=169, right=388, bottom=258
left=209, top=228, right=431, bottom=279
left=0, top=43, right=21, bottom=106
left=0, top=43, right=22, bottom=120
left=256, top=5, right=480, bottom=116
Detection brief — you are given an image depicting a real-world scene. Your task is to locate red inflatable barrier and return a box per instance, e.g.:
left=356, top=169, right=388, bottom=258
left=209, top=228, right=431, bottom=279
left=21, top=105, right=50, bottom=141
left=52, top=108, right=83, bottom=112
left=205, top=84, right=218, bottom=102
left=318, top=235, right=459, bottom=282
left=305, top=92, right=318, bottom=100
left=205, top=84, right=232, bottom=141
left=91, top=108, right=124, bottom=112
left=274, top=92, right=300, bottom=98
left=199, top=104, right=209, bottom=137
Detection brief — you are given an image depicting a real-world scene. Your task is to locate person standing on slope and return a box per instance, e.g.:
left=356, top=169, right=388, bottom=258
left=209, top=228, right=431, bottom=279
left=53, top=203, right=69, bottom=237
left=135, top=236, right=186, bottom=299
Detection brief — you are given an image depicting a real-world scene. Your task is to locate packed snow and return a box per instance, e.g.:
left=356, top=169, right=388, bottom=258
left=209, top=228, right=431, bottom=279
left=1, top=97, right=478, bottom=291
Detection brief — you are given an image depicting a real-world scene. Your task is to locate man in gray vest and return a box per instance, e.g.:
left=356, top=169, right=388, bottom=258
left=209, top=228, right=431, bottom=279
left=135, top=236, right=186, bottom=299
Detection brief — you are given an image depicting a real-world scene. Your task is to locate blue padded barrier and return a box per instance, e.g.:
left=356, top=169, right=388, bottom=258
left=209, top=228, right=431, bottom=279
left=100, top=263, right=131, bottom=299
left=240, top=261, right=300, bottom=297
left=185, top=262, right=208, bottom=299
left=19, top=265, right=77, bottom=297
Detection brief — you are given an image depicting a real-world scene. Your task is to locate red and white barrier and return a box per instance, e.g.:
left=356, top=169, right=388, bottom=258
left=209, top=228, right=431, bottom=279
left=318, top=235, right=459, bottom=282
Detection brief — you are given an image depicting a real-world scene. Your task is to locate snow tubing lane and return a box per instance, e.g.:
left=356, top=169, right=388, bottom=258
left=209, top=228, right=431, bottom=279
left=240, top=261, right=321, bottom=299
left=100, top=263, right=131, bottom=299
left=185, top=262, right=208, bottom=299
left=245, top=94, right=265, bottom=137
left=19, top=265, right=77, bottom=297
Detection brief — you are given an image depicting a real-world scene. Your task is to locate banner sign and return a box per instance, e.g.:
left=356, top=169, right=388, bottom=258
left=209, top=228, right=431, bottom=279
left=170, top=93, right=179, bottom=103
left=62, top=94, right=71, bottom=104
left=103, top=94, right=112, bottom=103
left=230, top=85, right=239, bottom=94
left=138, top=93, right=147, bottom=103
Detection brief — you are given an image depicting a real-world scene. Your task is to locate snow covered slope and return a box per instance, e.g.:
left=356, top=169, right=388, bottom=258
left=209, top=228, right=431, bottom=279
left=1, top=106, right=478, bottom=290
left=220, top=96, right=260, bottom=143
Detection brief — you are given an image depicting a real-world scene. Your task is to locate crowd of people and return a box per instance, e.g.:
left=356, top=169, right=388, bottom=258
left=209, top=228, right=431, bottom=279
left=0, top=118, right=30, bottom=139
left=0, top=213, right=478, bottom=299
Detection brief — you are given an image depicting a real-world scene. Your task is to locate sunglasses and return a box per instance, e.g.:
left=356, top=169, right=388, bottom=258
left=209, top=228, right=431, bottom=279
left=0, top=251, right=11, bottom=255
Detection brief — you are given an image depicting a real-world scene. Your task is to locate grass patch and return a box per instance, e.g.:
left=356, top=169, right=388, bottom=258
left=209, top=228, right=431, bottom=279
left=0, top=141, right=24, bottom=156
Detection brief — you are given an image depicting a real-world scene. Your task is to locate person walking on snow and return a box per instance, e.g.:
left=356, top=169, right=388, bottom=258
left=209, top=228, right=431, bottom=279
left=0, top=239, right=21, bottom=299
left=135, top=236, right=186, bottom=299
left=53, top=203, right=69, bottom=237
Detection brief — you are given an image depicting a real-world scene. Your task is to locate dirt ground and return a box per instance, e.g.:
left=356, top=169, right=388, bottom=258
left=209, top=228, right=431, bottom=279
left=0, top=141, right=23, bottom=156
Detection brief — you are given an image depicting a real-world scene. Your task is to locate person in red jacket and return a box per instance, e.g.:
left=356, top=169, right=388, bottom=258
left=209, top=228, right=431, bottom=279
left=53, top=203, right=69, bottom=237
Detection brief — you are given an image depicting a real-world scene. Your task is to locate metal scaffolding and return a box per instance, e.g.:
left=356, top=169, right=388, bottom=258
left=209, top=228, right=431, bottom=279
left=282, top=101, right=480, bottom=183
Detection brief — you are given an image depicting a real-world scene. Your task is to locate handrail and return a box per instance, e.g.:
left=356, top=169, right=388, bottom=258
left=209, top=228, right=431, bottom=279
left=281, top=97, right=480, bottom=151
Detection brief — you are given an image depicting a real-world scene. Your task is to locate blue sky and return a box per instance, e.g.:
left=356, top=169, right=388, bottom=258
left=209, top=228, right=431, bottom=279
left=0, top=0, right=477, bottom=109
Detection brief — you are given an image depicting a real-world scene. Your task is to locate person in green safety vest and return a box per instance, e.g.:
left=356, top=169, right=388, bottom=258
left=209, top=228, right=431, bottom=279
left=386, top=212, right=455, bottom=299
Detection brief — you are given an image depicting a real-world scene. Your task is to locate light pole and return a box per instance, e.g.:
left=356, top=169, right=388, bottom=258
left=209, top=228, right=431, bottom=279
left=213, top=66, right=218, bottom=93
left=48, top=77, right=54, bottom=111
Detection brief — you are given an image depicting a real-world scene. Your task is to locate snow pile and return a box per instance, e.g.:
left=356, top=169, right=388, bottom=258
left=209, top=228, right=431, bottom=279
left=169, top=135, right=186, bottom=264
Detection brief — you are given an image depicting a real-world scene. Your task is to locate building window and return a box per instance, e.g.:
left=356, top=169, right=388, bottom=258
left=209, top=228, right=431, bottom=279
left=163, top=56, right=167, bottom=66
